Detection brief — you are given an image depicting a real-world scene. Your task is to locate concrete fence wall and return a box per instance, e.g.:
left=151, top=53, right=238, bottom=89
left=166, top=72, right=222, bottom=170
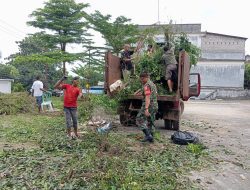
left=216, top=89, right=250, bottom=99
left=190, top=61, right=245, bottom=88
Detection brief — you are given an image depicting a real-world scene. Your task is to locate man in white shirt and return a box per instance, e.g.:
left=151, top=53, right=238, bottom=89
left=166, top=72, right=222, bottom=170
left=31, top=76, right=46, bottom=112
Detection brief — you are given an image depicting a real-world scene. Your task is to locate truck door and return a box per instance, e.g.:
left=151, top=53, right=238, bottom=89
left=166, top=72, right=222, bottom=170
left=188, top=73, right=201, bottom=97
left=178, top=51, right=190, bottom=101
left=104, top=51, right=122, bottom=95
left=179, top=51, right=201, bottom=100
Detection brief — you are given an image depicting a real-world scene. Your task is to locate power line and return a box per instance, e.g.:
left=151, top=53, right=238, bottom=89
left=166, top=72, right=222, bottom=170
left=0, top=18, right=27, bottom=35
left=0, top=25, right=23, bottom=39
left=158, top=0, right=160, bottom=24
left=0, top=25, right=23, bottom=38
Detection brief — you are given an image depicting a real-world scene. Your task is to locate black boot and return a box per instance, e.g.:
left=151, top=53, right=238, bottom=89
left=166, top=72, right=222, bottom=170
left=149, top=129, right=154, bottom=137
left=141, top=129, right=154, bottom=143
left=148, top=118, right=155, bottom=137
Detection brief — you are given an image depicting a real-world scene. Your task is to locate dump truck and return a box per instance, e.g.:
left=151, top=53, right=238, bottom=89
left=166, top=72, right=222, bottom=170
left=104, top=50, right=201, bottom=130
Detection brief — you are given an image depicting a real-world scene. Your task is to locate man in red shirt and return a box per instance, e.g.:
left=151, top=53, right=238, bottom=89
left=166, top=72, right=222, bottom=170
left=54, top=76, right=83, bottom=138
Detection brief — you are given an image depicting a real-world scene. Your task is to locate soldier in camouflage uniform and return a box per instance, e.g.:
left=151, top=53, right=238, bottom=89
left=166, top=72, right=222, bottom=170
left=136, top=72, right=158, bottom=142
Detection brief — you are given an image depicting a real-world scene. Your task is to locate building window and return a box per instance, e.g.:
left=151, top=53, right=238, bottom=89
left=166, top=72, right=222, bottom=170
left=229, top=42, right=230, bottom=44
left=221, top=42, right=223, bottom=44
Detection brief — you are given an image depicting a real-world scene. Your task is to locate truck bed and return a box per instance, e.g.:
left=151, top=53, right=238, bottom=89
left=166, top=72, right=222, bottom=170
left=128, top=94, right=179, bottom=101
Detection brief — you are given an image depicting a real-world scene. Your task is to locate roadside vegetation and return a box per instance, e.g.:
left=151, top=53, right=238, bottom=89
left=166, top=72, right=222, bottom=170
left=0, top=93, right=211, bottom=189
left=244, top=63, right=250, bottom=89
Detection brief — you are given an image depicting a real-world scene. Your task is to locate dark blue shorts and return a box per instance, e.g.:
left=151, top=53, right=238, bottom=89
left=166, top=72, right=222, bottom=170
left=35, top=96, right=43, bottom=106
left=64, top=107, right=78, bottom=129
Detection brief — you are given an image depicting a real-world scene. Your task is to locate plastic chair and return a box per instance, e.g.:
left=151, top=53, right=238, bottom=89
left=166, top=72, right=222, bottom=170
left=41, top=92, right=53, bottom=111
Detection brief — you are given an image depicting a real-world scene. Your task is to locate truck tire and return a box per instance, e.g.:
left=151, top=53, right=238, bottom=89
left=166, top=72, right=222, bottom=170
left=120, top=113, right=128, bottom=126
left=120, top=112, right=136, bottom=126
left=172, top=120, right=180, bottom=131
left=164, top=119, right=172, bottom=129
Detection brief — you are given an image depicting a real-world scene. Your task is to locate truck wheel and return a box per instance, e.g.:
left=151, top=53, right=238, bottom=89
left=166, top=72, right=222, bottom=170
left=120, top=113, right=128, bottom=126
left=172, top=120, right=180, bottom=131
left=164, top=119, right=172, bottom=130
left=120, top=112, right=136, bottom=126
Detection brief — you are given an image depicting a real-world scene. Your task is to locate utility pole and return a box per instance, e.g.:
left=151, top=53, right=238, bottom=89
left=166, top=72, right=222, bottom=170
left=158, top=0, right=159, bottom=24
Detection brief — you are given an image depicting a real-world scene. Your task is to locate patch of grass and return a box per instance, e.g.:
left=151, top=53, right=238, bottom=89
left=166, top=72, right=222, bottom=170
left=78, top=94, right=118, bottom=122
left=0, top=113, right=211, bottom=189
left=0, top=114, right=64, bottom=143
left=51, top=96, right=64, bottom=109
left=187, top=143, right=207, bottom=157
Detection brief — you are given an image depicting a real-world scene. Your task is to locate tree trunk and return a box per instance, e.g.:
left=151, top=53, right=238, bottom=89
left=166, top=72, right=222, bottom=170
left=63, top=61, right=66, bottom=75
left=61, top=43, right=66, bottom=75
left=44, top=63, right=49, bottom=89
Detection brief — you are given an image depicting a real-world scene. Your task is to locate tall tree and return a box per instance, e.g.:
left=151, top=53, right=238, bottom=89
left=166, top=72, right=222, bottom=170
left=84, top=11, right=139, bottom=55
left=16, top=32, right=57, bottom=55
left=72, top=43, right=107, bottom=86
left=173, top=33, right=201, bottom=66
left=6, top=34, right=63, bottom=89
left=27, top=0, right=90, bottom=74
left=0, top=64, right=19, bottom=79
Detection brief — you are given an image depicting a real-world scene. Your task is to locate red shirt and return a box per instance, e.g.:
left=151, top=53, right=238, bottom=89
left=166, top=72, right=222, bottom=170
left=62, top=84, right=80, bottom=108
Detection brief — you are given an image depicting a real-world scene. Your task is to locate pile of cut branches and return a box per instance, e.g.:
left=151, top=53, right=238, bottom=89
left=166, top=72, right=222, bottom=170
left=0, top=92, right=36, bottom=115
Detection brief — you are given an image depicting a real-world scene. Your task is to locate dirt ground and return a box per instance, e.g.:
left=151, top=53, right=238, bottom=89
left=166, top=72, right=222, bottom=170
left=115, top=99, right=250, bottom=189
left=180, top=100, right=250, bottom=190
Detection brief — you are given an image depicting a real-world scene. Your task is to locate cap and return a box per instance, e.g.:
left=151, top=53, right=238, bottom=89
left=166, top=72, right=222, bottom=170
left=72, top=76, right=80, bottom=81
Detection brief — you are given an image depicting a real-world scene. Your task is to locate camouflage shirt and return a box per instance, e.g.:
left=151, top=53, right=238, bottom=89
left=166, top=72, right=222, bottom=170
left=142, top=79, right=158, bottom=110
left=161, top=47, right=177, bottom=66
left=161, top=47, right=177, bottom=77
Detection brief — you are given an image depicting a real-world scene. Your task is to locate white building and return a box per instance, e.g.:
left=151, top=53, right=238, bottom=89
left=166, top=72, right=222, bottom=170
left=138, top=24, right=248, bottom=98
left=192, top=32, right=247, bottom=89
left=0, top=79, right=14, bottom=93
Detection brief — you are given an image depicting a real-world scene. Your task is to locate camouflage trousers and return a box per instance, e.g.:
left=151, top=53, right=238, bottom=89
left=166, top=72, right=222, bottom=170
left=136, top=107, right=156, bottom=132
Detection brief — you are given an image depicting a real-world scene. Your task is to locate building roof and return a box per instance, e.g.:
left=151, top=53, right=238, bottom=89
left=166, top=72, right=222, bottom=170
left=0, top=79, right=14, bottom=82
left=202, top=32, right=248, bottom=40
left=137, top=24, right=247, bottom=40
left=199, top=58, right=245, bottom=62
left=137, top=23, right=201, bottom=34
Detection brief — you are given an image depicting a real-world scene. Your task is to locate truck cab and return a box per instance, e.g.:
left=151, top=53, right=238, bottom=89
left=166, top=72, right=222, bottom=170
left=104, top=50, right=200, bottom=130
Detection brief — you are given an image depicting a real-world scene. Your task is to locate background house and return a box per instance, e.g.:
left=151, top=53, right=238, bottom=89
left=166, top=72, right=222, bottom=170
left=0, top=79, right=14, bottom=94
left=193, top=32, right=246, bottom=88
left=191, top=31, right=247, bottom=98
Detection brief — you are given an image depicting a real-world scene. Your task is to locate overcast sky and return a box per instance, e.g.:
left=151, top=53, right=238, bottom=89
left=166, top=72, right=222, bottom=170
left=0, top=0, right=249, bottom=63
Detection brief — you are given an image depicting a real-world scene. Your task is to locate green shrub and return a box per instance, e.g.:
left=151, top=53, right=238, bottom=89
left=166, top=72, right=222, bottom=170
left=0, top=92, right=36, bottom=115
left=187, top=143, right=206, bottom=157
left=244, top=63, right=250, bottom=89
left=12, top=82, right=25, bottom=92
left=78, top=94, right=118, bottom=122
